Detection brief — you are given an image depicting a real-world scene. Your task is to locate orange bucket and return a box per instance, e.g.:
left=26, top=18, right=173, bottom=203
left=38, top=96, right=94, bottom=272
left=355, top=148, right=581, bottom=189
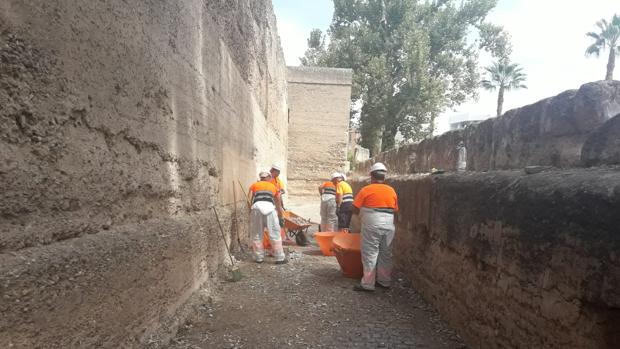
left=332, top=232, right=363, bottom=278
left=314, top=232, right=339, bottom=256
left=262, top=228, right=286, bottom=249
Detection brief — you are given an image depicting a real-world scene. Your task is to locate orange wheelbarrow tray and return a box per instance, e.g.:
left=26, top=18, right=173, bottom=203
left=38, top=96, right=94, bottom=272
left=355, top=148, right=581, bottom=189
left=283, top=211, right=315, bottom=246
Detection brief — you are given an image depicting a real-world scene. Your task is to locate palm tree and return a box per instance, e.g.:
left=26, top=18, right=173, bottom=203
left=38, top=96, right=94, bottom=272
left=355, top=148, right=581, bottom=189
left=481, top=61, right=527, bottom=117
left=586, top=14, right=620, bottom=81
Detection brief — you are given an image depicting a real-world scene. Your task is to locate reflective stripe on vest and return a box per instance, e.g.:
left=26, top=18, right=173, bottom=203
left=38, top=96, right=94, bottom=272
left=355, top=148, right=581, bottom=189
left=342, top=193, right=354, bottom=202
left=253, top=190, right=275, bottom=205
left=323, top=187, right=336, bottom=195
left=372, top=207, right=394, bottom=214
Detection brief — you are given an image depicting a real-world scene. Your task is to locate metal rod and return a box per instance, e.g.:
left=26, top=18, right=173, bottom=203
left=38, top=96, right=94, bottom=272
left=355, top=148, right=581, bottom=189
left=212, top=206, right=235, bottom=266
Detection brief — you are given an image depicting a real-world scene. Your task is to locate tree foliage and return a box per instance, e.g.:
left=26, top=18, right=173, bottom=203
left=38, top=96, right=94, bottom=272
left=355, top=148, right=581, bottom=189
left=301, top=0, right=511, bottom=154
left=586, top=14, right=620, bottom=81
left=481, top=61, right=527, bottom=117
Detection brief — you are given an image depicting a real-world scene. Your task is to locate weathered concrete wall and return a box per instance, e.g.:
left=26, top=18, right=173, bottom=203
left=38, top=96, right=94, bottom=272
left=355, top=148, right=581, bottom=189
left=356, top=81, right=620, bottom=174
left=0, top=0, right=287, bottom=347
left=287, top=66, right=352, bottom=197
left=352, top=169, right=620, bottom=348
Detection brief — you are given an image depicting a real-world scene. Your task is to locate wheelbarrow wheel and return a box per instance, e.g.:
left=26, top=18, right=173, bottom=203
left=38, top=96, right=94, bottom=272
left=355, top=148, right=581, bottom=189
left=295, top=230, right=309, bottom=246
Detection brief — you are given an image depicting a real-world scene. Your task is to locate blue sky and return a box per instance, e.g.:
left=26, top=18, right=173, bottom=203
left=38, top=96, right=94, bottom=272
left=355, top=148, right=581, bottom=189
left=273, top=1, right=618, bottom=134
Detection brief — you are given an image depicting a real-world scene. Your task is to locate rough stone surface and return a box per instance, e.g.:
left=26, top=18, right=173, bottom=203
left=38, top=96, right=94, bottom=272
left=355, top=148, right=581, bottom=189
left=352, top=168, right=620, bottom=349
left=287, top=66, right=352, bottom=197
left=356, top=81, right=620, bottom=174
left=581, top=113, right=620, bottom=166
left=0, top=0, right=287, bottom=347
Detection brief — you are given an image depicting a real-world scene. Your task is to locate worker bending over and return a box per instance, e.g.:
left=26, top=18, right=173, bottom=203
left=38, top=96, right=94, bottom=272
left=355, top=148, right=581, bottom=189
left=336, top=174, right=354, bottom=231
left=352, top=163, right=399, bottom=292
left=318, top=173, right=340, bottom=231
left=248, top=171, right=287, bottom=264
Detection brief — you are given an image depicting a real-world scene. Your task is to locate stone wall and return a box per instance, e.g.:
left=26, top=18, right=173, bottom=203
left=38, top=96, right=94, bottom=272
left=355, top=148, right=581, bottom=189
left=0, top=0, right=287, bottom=347
left=352, top=169, right=620, bottom=349
left=287, top=66, right=352, bottom=197
left=356, top=81, right=620, bottom=174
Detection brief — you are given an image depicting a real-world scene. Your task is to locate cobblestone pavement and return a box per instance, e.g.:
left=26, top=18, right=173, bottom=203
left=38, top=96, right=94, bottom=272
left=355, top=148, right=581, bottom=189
left=167, top=228, right=467, bottom=348
left=168, top=197, right=465, bottom=348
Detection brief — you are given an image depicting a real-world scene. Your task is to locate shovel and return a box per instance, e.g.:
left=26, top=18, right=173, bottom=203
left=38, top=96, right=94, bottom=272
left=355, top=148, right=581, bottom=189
left=213, top=206, right=242, bottom=282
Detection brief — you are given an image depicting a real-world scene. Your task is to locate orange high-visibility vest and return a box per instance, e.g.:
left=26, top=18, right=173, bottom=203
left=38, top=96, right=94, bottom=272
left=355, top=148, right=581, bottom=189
left=320, top=181, right=337, bottom=196
left=270, top=177, right=285, bottom=193
left=249, top=181, right=279, bottom=205
left=353, top=183, right=399, bottom=213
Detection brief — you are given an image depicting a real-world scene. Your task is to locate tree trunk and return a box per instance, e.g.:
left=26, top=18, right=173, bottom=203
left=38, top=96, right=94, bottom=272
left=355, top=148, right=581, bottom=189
left=606, top=48, right=615, bottom=81
left=381, top=124, right=398, bottom=152
left=496, top=86, right=505, bottom=117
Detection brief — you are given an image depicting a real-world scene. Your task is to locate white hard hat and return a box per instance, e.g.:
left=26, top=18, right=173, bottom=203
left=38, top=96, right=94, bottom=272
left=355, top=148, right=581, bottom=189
left=341, top=173, right=347, bottom=181
left=270, top=164, right=282, bottom=171
left=331, top=172, right=341, bottom=180
left=370, top=162, right=387, bottom=173
left=259, top=171, right=271, bottom=179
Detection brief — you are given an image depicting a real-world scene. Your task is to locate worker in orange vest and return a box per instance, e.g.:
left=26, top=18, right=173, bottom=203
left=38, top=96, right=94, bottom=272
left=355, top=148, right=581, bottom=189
left=318, top=173, right=340, bottom=231
left=270, top=164, right=286, bottom=212
left=248, top=171, right=287, bottom=264
left=352, top=163, right=399, bottom=292
left=336, top=173, right=354, bottom=231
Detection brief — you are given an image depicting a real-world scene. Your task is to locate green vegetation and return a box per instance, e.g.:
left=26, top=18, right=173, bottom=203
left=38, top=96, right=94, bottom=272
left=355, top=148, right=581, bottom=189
left=481, top=61, right=527, bottom=117
left=586, top=14, right=620, bottom=81
left=301, top=0, right=511, bottom=154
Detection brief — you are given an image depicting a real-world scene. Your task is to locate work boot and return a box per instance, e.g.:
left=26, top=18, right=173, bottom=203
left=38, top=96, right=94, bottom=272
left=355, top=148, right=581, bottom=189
left=375, top=282, right=390, bottom=289
left=275, top=259, right=288, bottom=265
left=353, top=285, right=374, bottom=292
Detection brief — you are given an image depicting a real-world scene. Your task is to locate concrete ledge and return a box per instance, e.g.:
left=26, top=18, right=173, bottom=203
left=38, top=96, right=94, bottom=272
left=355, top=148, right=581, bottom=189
left=287, top=66, right=353, bottom=86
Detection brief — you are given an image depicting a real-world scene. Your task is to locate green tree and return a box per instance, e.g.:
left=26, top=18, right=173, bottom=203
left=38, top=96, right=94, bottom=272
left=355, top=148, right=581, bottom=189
left=481, top=61, right=527, bottom=117
left=301, top=0, right=511, bottom=154
left=586, top=14, right=620, bottom=81
left=300, top=29, right=327, bottom=66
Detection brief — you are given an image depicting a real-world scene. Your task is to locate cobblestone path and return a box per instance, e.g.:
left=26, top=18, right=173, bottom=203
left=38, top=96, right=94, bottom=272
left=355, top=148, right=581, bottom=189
left=168, top=234, right=466, bottom=349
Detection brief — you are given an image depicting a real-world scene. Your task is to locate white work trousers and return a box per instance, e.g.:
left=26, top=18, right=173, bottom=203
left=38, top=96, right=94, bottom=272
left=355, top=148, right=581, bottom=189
left=250, top=205, right=284, bottom=262
left=320, top=195, right=338, bottom=232
left=359, top=207, right=395, bottom=290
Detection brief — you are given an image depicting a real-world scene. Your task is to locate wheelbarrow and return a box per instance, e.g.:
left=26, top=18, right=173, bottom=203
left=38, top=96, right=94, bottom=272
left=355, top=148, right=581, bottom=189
left=263, top=211, right=313, bottom=248
left=283, top=211, right=313, bottom=246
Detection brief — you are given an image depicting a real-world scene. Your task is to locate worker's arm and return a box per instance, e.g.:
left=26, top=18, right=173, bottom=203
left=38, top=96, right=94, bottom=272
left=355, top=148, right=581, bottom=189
left=275, top=195, right=284, bottom=218
left=336, top=194, right=342, bottom=206
left=318, top=186, right=323, bottom=196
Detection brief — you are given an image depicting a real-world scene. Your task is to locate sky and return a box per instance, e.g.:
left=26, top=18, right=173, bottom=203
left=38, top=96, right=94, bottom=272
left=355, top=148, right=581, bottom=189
left=272, top=0, right=618, bottom=134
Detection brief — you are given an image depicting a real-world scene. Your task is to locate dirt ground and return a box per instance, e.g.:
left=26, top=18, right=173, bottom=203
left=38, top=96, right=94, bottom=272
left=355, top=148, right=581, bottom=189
left=167, top=199, right=466, bottom=349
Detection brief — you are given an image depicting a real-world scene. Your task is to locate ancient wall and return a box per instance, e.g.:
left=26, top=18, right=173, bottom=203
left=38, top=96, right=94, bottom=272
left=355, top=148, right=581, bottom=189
left=352, top=169, right=620, bottom=349
left=356, top=81, right=620, bottom=174
left=0, top=0, right=287, bottom=347
left=287, top=66, right=352, bottom=197
left=581, top=113, right=620, bottom=166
